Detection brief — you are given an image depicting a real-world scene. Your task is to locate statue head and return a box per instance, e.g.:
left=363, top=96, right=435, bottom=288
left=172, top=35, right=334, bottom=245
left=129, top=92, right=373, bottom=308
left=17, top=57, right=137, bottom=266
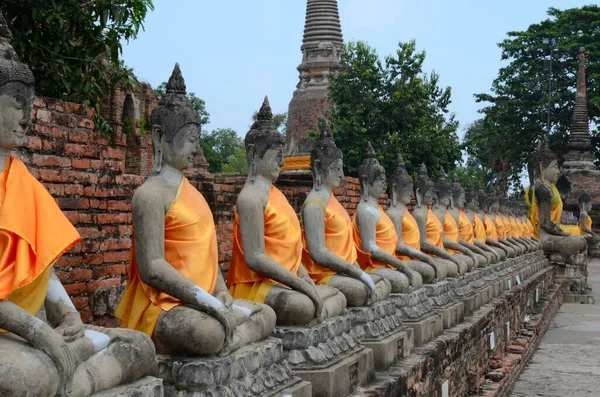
left=579, top=191, right=592, bottom=213
left=434, top=167, right=451, bottom=208
left=0, top=12, right=35, bottom=150
left=415, top=163, right=435, bottom=207
left=358, top=142, right=386, bottom=201
left=150, top=63, right=201, bottom=173
left=478, top=190, right=490, bottom=212
left=534, top=134, right=559, bottom=184
left=391, top=154, right=413, bottom=206
left=245, top=96, right=285, bottom=182
left=499, top=197, right=511, bottom=215
left=465, top=185, right=479, bottom=211
left=452, top=176, right=466, bottom=210
left=310, top=117, right=343, bottom=190
left=488, top=189, right=501, bottom=213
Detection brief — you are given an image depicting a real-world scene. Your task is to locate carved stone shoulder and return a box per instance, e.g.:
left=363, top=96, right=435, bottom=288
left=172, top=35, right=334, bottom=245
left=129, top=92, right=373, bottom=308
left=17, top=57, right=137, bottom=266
left=534, top=182, right=552, bottom=203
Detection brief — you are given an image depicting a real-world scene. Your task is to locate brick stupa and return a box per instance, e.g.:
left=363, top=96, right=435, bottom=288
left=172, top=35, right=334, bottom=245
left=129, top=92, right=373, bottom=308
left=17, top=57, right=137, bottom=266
left=283, top=0, right=343, bottom=172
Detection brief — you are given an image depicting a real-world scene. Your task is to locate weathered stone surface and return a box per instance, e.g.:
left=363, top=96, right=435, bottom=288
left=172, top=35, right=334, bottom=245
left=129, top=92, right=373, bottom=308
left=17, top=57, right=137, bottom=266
left=345, top=299, right=403, bottom=341
left=390, top=288, right=435, bottom=322
left=92, top=377, right=163, bottom=397
left=157, top=338, right=308, bottom=397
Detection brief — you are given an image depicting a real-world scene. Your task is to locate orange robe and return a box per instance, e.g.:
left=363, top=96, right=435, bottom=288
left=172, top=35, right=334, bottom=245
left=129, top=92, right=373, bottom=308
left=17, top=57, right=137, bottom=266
left=353, top=205, right=397, bottom=271
left=116, top=177, right=219, bottom=337
left=458, top=210, right=475, bottom=244
left=495, top=216, right=507, bottom=239
left=509, top=217, right=520, bottom=238
left=228, top=186, right=302, bottom=303
left=526, top=184, right=562, bottom=239
left=483, top=213, right=499, bottom=242
left=0, top=156, right=80, bottom=320
left=426, top=208, right=444, bottom=249
left=302, top=195, right=357, bottom=284
left=443, top=209, right=460, bottom=253
left=396, top=211, right=421, bottom=262
left=473, top=214, right=487, bottom=243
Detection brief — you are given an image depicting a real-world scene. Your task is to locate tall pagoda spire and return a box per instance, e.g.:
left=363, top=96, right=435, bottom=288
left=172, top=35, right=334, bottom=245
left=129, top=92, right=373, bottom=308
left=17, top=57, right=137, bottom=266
left=563, top=47, right=595, bottom=169
left=284, top=0, right=344, bottom=162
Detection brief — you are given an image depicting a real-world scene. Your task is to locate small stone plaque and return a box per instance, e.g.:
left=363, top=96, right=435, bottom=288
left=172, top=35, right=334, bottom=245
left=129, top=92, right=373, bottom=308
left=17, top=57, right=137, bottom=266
left=516, top=275, right=521, bottom=285
left=489, top=332, right=495, bottom=350
left=535, top=288, right=539, bottom=302
left=505, top=321, right=510, bottom=337
left=508, top=280, right=512, bottom=290
left=441, top=380, right=449, bottom=397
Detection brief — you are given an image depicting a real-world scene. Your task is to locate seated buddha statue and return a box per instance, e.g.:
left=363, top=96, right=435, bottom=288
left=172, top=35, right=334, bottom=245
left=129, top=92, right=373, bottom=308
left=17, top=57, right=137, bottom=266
left=577, top=192, right=600, bottom=244
left=432, top=169, right=478, bottom=272
left=525, top=135, right=587, bottom=254
left=477, top=190, right=516, bottom=258
left=463, top=186, right=503, bottom=262
left=498, top=198, right=528, bottom=254
left=116, top=65, right=276, bottom=356
left=302, top=119, right=392, bottom=307
left=0, top=16, right=155, bottom=396
left=447, top=177, right=492, bottom=267
left=411, top=164, right=462, bottom=277
left=387, top=154, right=442, bottom=284
left=352, top=143, right=419, bottom=293
left=227, top=97, right=346, bottom=325
left=506, top=199, right=537, bottom=252
left=488, top=194, right=523, bottom=256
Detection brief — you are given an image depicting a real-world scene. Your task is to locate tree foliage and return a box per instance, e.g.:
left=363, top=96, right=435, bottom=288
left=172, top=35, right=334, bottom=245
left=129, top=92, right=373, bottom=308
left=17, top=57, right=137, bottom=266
left=1, top=0, right=154, bottom=109
left=466, top=5, right=600, bottom=189
left=328, top=40, right=461, bottom=176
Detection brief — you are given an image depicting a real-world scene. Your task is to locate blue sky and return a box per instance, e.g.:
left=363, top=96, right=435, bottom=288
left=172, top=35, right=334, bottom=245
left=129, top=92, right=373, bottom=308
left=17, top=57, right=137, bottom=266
left=122, top=0, right=593, bottom=140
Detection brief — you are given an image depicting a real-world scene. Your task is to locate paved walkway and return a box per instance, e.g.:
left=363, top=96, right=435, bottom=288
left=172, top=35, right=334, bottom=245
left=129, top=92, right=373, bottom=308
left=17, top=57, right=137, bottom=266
left=511, top=258, right=600, bottom=396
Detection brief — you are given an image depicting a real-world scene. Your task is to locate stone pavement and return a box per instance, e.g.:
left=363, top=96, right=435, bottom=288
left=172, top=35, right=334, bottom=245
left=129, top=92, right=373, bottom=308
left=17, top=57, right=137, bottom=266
left=511, top=258, right=600, bottom=396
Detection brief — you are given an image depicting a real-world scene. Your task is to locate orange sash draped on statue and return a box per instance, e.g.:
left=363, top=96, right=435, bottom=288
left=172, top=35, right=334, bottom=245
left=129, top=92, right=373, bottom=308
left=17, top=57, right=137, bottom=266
left=484, top=213, right=499, bottom=241
left=426, top=208, right=444, bottom=249
left=495, top=216, right=506, bottom=239
left=443, top=209, right=460, bottom=253
left=0, top=156, right=80, bottom=317
left=396, top=211, right=421, bottom=262
left=473, top=214, right=487, bottom=242
left=302, top=195, right=357, bottom=284
left=353, top=205, right=397, bottom=271
left=116, top=177, right=219, bottom=337
left=228, top=186, right=302, bottom=303
left=508, top=217, right=520, bottom=238
left=458, top=210, right=475, bottom=244
left=526, top=184, right=562, bottom=239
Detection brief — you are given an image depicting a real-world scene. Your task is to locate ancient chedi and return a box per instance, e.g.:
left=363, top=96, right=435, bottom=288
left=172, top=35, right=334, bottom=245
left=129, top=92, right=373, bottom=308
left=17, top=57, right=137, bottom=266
left=283, top=0, right=343, bottom=171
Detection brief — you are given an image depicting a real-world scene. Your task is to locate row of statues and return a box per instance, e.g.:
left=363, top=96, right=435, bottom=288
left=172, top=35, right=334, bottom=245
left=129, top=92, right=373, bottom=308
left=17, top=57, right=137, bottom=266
left=0, top=8, right=591, bottom=392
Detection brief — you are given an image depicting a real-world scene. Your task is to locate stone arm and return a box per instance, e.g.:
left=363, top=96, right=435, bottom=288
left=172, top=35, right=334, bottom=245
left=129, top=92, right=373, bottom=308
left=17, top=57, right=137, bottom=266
left=536, top=184, right=570, bottom=237
left=44, top=269, right=85, bottom=342
left=236, top=194, right=322, bottom=313
left=356, top=207, right=414, bottom=285
left=443, top=239, right=476, bottom=260
left=485, top=238, right=511, bottom=255
left=580, top=214, right=598, bottom=237
left=499, top=237, right=519, bottom=250
left=412, top=210, right=463, bottom=268
left=388, top=210, right=438, bottom=269
left=459, top=239, right=489, bottom=258
left=303, top=203, right=365, bottom=280
left=473, top=240, right=501, bottom=260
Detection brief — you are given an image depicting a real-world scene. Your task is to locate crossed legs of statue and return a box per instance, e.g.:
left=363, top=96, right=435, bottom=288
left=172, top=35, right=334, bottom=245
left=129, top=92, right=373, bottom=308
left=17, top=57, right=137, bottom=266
left=153, top=300, right=276, bottom=356
left=326, top=274, right=392, bottom=307
left=0, top=326, right=156, bottom=397
left=453, top=254, right=473, bottom=273
left=433, top=258, right=456, bottom=278
left=265, top=285, right=347, bottom=326
left=473, top=253, right=487, bottom=268
left=406, top=260, right=436, bottom=284
left=372, top=268, right=422, bottom=293
left=542, top=235, right=587, bottom=255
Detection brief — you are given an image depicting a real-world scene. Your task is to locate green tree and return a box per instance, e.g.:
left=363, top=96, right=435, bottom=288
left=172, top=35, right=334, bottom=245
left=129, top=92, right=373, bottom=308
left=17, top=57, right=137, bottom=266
left=328, top=40, right=461, bottom=176
left=467, top=5, right=600, bottom=186
left=202, top=128, right=245, bottom=174
left=1, top=0, right=154, bottom=109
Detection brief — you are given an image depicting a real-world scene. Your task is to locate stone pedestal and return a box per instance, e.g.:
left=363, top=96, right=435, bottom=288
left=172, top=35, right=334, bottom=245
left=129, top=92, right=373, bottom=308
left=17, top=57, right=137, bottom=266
left=157, top=338, right=311, bottom=397
left=273, top=316, right=374, bottom=397
left=92, top=377, right=163, bottom=397
left=390, top=289, right=443, bottom=347
left=588, top=243, right=600, bottom=259
left=450, top=275, right=477, bottom=316
left=346, top=299, right=411, bottom=370
left=424, top=281, right=465, bottom=330
left=549, top=251, right=593, bottom=303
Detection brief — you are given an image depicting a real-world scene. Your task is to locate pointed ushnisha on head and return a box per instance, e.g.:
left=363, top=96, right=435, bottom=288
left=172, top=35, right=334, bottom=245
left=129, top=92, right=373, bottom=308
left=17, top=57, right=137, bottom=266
left=533, top=134, right=557, bottom=176
left=310, top=116, right=343, bottom=174
left=394, top=153, right=412, bottom=187
left=0, top=10, right=34, bottom=89
left=245, top=96, right=284, bottom=159
left=435, top=167, right=451, bottom=199
left=452, top=175, right=464, bottom=202
left=150, top=63, right=201, bottom=142
left=415, top=163, right=434, bottom=195
left=358, top=141, right=385, bottom=185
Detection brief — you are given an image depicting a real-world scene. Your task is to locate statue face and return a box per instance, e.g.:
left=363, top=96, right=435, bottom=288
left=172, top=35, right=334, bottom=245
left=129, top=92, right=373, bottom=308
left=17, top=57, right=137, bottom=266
left=323, top=158, right=344, bottom=188
left=256, top=142, right=284, bottom=180
left=455, top=191, right=466, bottom=209
left=399, top=182, right=413, bottom=205
left=161, top=123, right=200, bottom=171
left=369, top=173, right=387, bottom=200
left=542, top=160, right=559, bottom=184
left=0, top=86, right=34, bottom=149
left=490, top=201, right=500, bottom=212
left=437, top=191, right=451, bottom=207
left=423, top=187, right=435, bottom=206
left=586, top=201, right=593, bottom=212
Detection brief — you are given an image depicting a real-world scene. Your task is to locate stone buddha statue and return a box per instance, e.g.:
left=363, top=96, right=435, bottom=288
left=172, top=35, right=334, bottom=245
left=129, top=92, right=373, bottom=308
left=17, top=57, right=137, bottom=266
left=432, top=169, right=478, bottom=272
left=498, top=197, right=528, bottom=254
left=447, top=177, right=491, bottom=267
left=578, top=192, right=600, bottom=244
left=116, top=64, right=276, bottom=357
left=515, top=201, right=541, bottom=250
left=463, top=186, right=502, bottom=262
left=526, top=135, right=587, bottom=254
left=386, top=154, right=443, bottom=283
left=486, top=192, right=523, bottom=256
left=0, top=15, right=155, bottom=396
left=411, top=164, right=462, bottom=277
left=352, top=143, right=419, bottom=292
left=477, top=190, right=515, bottom=258
left=302, top=118, right=392, bottom=307
left=228, top=97, right=346, bottom=325
left=505, top=199, right=537, bottom=252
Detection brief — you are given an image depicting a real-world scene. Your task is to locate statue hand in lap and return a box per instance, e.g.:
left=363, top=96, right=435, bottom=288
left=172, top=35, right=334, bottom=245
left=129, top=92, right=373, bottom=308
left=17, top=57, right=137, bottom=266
left=115, top=65, right=276, bottom=356
left=227, top=98, right=346, bottom=325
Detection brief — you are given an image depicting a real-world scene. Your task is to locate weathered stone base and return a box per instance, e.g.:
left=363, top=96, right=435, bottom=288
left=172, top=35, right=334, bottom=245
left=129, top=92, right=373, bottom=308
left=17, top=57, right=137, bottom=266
left=450, top=275, right=477, bottom=316
left=157, top=338, right=308, bottom=397
left=549, top=250, right=592, bottom=303
left=438, top=301, right=465, bottom=330
left=92, top=377, right=163, bottom=397
left=401, top=313, right=442, bottom=348
left=389, top=289, right=442, bottom=347
left=361, top=328, right=411, bottom=371
left=360, top=257, right=555, bottom=396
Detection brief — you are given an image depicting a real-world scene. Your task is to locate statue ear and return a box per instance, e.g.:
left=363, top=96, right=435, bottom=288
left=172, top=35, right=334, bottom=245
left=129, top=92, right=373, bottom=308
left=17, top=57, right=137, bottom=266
left=314, top=159, right=322, bottom=190
left=360, top=174, right=369, bottom=202
left=151, top=125, right=163, bottom=173
left=391, top=182, right=397, bottom=206
left=247, top=144, right=257, bottom=182
left=415, top=187, right=422, bottom=207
